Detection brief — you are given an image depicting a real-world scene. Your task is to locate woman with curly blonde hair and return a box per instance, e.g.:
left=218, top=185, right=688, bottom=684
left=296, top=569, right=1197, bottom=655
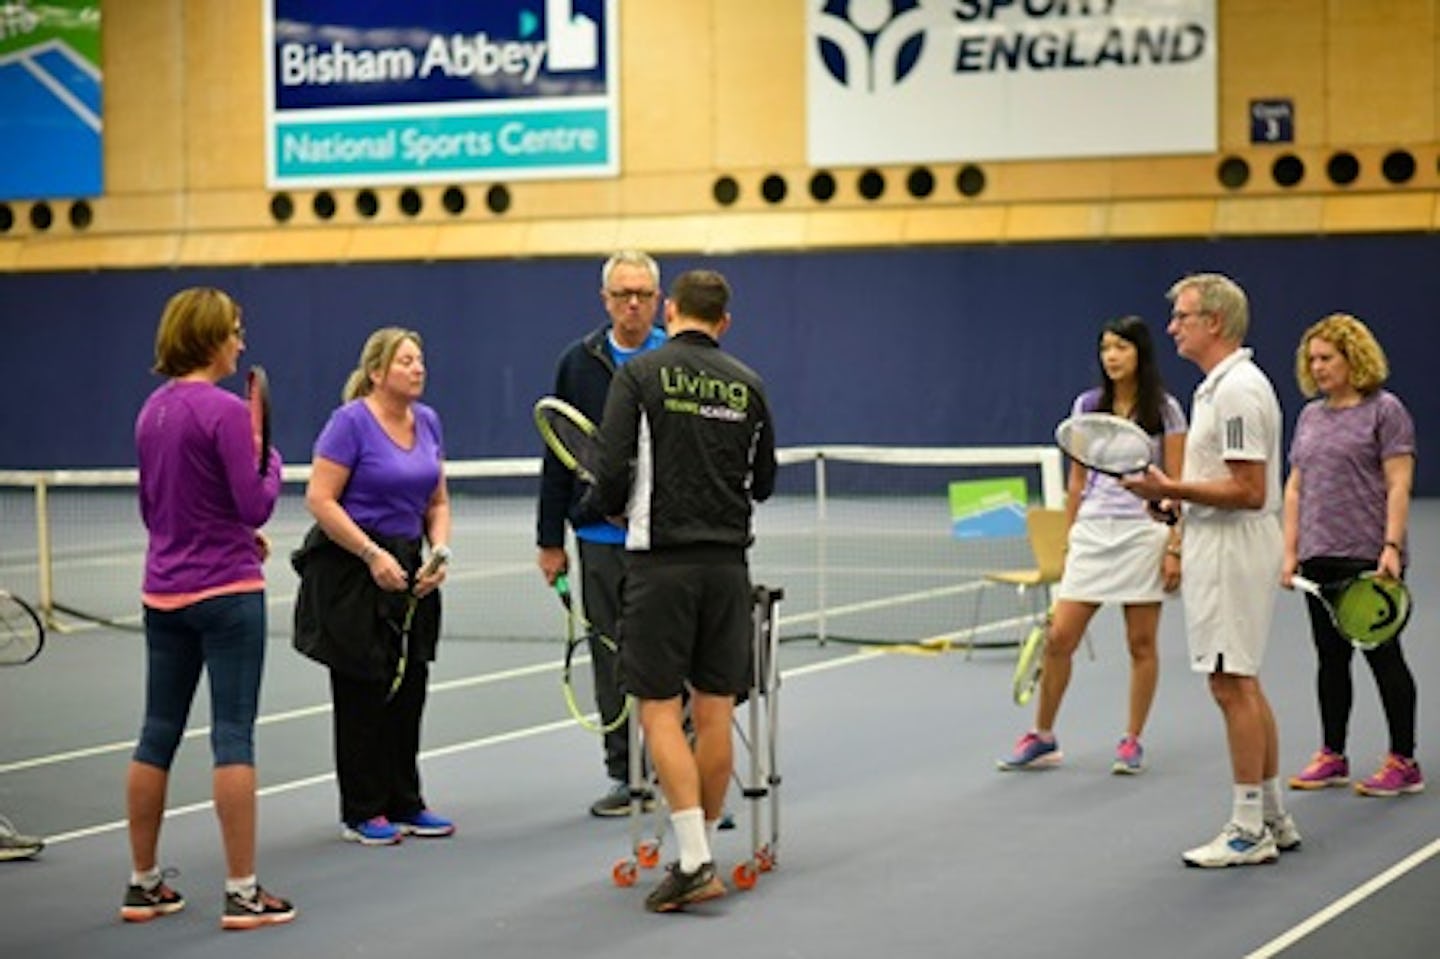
left=1282, top=313, right=1421, bottom=798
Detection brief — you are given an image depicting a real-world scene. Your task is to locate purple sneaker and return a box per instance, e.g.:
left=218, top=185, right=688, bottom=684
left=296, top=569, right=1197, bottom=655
left=393, top=809, right=455, bottom=837
left=1112, top=735, right=1144, bottom=775
left=997, top=731, right=1062, bottom=771
left=1288, top=749, right=1349, bottom=790
left=1355, top=754, right=1424, bottom=797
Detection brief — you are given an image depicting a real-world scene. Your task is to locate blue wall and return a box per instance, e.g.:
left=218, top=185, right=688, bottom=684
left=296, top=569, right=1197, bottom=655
left=2, top=234, right=1435, bottom=493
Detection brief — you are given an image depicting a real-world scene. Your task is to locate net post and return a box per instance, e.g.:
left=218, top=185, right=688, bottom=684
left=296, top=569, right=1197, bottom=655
left=814, top=451, right=828, bottom=646
left=1038, top=447, right=1064, bottom=509
left=34, top=475, right=55, bottom=628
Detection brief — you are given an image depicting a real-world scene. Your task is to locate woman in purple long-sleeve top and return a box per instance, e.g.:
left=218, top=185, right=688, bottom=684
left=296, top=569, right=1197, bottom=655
left=123, top=287, right=295, bottom=931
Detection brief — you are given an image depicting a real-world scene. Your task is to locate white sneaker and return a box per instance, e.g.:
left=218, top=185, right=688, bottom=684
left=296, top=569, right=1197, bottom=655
left=1266, top=813, right=1302, bottom=852
left=1181, top=822, right=1278, bottom=868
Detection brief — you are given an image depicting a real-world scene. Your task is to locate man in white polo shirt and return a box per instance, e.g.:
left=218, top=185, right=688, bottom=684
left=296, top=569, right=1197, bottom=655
left=1125, top=272, right=1300, bottom=867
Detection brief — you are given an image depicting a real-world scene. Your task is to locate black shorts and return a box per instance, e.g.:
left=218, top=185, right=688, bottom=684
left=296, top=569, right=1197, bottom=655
left=618, top=548, right=752, bottom=700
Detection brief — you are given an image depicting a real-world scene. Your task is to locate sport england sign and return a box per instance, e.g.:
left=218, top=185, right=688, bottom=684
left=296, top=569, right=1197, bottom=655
left=265, top=0, right=617, bottom=188
left=807, top=0, right=1217, bottom=165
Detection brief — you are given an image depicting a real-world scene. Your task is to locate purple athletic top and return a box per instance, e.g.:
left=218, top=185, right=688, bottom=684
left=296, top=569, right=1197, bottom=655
left=136, top=379, right=282, bottom=595
left=313, top=399, right=444, bottom=539
left=1289, top=390, right=1415, bottom=560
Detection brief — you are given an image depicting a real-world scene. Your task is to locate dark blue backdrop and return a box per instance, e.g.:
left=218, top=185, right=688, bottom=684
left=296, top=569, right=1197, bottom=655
left=1, top=234, right=1435, bottom=493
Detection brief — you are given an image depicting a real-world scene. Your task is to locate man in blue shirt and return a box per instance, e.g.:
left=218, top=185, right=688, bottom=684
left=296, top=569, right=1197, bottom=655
left=536, top=251, right=667, bottom=816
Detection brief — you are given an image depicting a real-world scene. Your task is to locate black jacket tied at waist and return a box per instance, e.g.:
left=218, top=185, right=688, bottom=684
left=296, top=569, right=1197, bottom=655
left=291, top=525, right=442, bottom=683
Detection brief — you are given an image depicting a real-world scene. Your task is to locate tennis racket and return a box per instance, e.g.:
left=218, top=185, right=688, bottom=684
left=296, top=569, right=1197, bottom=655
left=1290, top=572, right=1412, bottom=650
left=0, top=590, right=45, bottom=666
left=247, top=365, right=272, bottom=477
left=1055, top=412, right=1178, bottom=525
left=534, top=396, right=601, bottom=484
left=554, top=572, right=630, bottom=733
left=387, top=545, right=451, bottom=701
left=1012, top=607, right=1049, bottom=706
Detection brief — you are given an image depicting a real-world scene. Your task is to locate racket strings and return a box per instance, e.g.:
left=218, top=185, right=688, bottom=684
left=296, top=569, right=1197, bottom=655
left=1060, top=421, right=1151, bottom=474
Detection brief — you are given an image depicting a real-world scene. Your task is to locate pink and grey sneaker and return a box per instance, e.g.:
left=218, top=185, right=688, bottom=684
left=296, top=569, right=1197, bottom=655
left=996, top=731, right=1062, bottom=771
left=1112, top=735, right=1144, bottom=775
left=1354, top=754, right=1425, bottom=797
left=1288, top=749, right=1349, bottom=790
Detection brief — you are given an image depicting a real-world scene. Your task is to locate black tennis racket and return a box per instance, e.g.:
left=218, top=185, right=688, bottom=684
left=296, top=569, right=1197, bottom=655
left=1290, top=572, right=1412, bottom=650
left=1055, top=412, right=1178, bottom=525
left=247, top=365, right=272, bottom=477
left=0, top=590, right=45, bottom=666
left=387, top=545, right=451, bottom=701
left=554, top=572, right=630, bottom=733
left=534, top=396, right=601, bottom=484
left=1012, top=606, right=1049, bottom=706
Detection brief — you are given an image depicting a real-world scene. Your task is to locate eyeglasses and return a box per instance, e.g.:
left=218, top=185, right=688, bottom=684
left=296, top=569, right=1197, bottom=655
left=606, top=289, right=658, bottom=303
left=232, top=323, right=247, bottom=339
left=1169, top=309, right=1210, bottom=323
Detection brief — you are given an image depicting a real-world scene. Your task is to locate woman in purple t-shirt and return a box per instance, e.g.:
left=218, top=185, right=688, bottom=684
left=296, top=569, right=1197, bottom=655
left=297, top=327, right=453, bottom=846
left=1282, top=313, right=1421, bottom=797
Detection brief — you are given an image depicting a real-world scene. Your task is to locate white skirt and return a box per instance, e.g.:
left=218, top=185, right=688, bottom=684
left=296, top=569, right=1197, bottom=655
left=1057, top=516, right=1169, bottom=604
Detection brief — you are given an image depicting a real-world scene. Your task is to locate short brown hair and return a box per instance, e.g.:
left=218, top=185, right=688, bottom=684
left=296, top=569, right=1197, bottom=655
left=152, top=287, right=239, bottom=377
left=669, top=270, right=731, bottom=323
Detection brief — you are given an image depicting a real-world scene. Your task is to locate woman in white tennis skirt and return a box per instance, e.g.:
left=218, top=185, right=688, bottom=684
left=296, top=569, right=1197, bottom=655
left=998, top=315, right=1186, bottom=774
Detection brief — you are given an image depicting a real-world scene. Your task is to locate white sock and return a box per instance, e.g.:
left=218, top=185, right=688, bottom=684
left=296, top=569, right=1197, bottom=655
left=1261, top=777, right=1286, bottom=820
left=1232, top=784, right=1263, bottom=834
left=225, top=874, right=258, bottom=899
left=131, top=867, right=160, bottom=889
left=671, top=807, right=709, bottom=873
left=705, top=818, right=718, bottom=849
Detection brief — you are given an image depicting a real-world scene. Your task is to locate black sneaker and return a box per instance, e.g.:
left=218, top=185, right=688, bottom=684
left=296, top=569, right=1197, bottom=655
left=589, top=781, right=655, bottom=818
left=120, top=871, right=185, bottom=922
left=222, top=885, right=296, bottom=931
left=644, top=861, right=726, bottom=913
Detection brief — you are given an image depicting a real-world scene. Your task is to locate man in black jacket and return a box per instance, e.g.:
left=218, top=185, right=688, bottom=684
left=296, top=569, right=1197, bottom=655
left=588, top=269, right=777, bottom=912
left=536, top=251, right=667, bottom=817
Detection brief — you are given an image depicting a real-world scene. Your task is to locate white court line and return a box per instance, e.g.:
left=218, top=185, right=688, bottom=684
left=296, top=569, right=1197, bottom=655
left=32, top=650, right=878, bottom=845
left=1243, top=837, right=1440, bottom=958
left=0, top=659, right=563, bottom=774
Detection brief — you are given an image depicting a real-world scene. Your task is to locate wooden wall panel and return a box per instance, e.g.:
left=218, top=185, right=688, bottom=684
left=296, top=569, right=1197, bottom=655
left=619, top=1, right=712, bottom=175
left=1219, top=0, right=1327, bottom=147
left=2, top=0, right=1436, bottom=271
left=101, top=0, right=184, bottom=193
left=1326, top=1, right=1436, bottom=145
left=713, top=0, right=805, bottom=169
left=183, top=0, right=266, bottom=189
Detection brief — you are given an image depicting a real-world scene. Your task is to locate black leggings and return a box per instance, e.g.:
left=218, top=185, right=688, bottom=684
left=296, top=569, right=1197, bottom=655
left=1301, top=557, right=1417, bottom=758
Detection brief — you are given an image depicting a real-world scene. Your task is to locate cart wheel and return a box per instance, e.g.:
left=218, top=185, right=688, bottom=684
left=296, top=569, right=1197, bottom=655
left=636, top=839, right=661, bottom=869
left=612, top=859, right=638, bottom=887
left=732, top=861, right=759, bottom=891
left=756, top=846, right=776, bottom=872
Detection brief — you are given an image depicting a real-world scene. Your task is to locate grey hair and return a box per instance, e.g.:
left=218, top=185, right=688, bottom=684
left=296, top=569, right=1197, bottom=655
left=601, top=250, right=660, bottom=290
left=1167, top=272, right=1249, bottom=341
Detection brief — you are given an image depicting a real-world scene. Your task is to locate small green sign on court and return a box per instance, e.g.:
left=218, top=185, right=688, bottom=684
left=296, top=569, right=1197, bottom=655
left=949, top=477, right=1028, bottom=539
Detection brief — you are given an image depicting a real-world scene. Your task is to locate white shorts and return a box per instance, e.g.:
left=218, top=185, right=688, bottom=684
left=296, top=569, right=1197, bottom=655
left=1181, top=515, right=1283, bottom=676
left=1057, top=517, right=1168, bottom=604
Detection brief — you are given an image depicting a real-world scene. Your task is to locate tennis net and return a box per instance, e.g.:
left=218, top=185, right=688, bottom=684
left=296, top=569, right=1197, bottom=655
left=0, top=444, right=1062, bottom=647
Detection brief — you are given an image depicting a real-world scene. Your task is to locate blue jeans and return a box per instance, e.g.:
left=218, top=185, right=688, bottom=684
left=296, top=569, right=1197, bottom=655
left=135, top=592, right=266, bottom=769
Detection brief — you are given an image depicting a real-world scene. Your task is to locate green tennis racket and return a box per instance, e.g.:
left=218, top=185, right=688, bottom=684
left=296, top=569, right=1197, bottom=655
left=554, top=572, right=630, bottom=734
left=1291, top=572, right=1412, bottom=650
left=1012, top=608, right=1050, bottom=706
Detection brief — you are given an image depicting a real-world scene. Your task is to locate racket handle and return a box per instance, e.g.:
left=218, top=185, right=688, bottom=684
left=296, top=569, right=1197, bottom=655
left=1289, top=574, right=1321, bottom=597
left=420, top=545, right=451, bottom=577
left=554, top=572, right=573, bottom=609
